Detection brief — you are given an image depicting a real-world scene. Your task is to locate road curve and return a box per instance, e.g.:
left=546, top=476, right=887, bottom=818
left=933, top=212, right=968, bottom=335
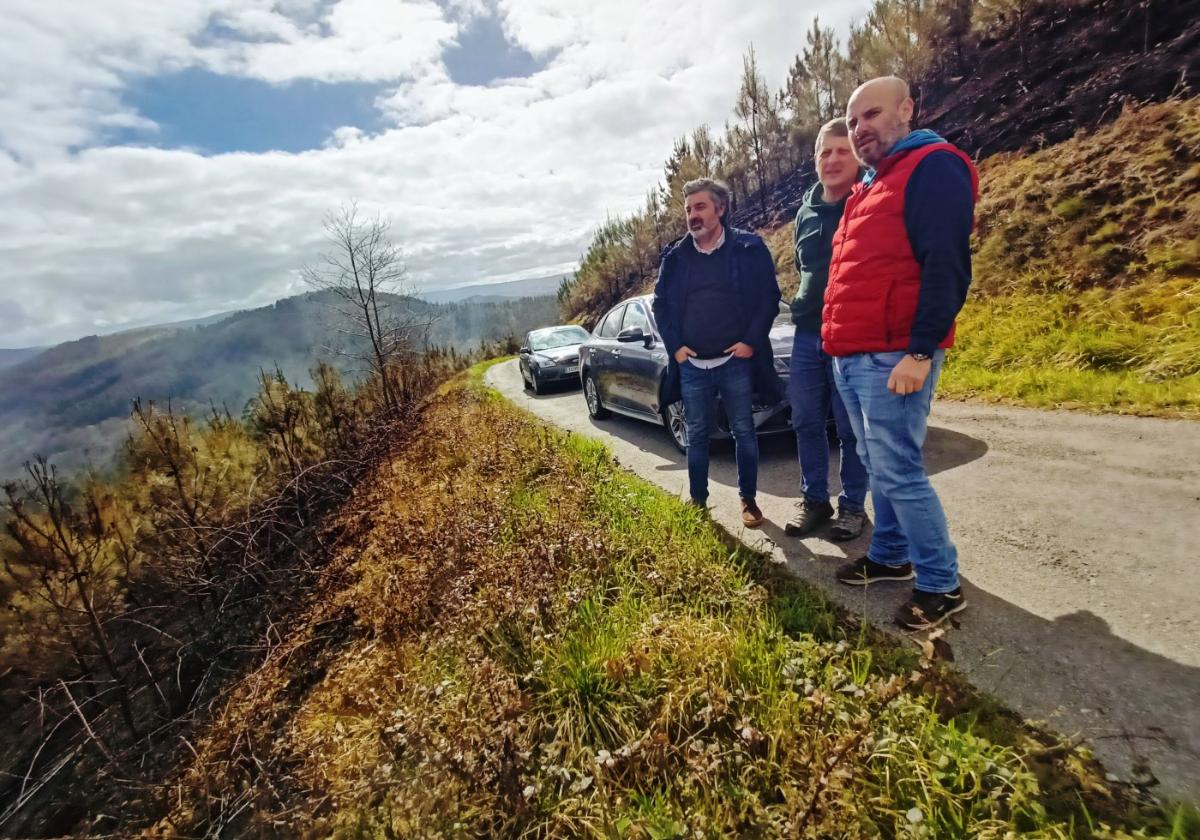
left=487, top=358, right=1200, bottom=801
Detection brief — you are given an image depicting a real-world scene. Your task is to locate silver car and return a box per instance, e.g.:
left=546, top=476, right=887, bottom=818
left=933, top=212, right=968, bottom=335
left=519, top=324, right=590, bottom=394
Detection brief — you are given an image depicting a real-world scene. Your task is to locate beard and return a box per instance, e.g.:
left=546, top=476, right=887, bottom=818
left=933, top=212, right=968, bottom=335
left=855, top=118, right=906, bottom=165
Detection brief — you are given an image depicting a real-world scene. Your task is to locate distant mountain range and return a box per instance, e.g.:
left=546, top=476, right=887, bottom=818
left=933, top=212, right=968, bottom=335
left=0, top=347, right=45, bottom=370
left=0, top=290, right=561, bottom=479
left=418, top=273, right=567, bottom=304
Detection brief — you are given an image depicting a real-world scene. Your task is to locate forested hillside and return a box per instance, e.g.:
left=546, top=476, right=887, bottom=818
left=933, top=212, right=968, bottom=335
left=555, top=0, right=1199, bottom=415
left=0, top=291, right=559, bottom=477
left=0, top=347, right=44, bottom=371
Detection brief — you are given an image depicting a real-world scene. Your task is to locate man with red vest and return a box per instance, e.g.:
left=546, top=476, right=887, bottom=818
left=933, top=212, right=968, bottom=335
left=823, top=76, right=979, bottom=630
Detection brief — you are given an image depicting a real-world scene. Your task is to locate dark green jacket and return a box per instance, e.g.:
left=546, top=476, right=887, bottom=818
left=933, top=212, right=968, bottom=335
left=790, top=182, right=849, bottom=334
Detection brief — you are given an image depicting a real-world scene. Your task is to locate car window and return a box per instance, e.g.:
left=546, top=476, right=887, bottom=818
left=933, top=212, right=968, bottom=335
left=621, top=303, right=651, bottom=334
left=596, top=305, right=625, bottom=338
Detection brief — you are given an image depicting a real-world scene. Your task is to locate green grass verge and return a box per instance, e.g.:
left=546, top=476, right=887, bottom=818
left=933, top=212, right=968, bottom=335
left=307, top=373, right=1194, bottom=838
left=941, top=280, right=1200, bottom=417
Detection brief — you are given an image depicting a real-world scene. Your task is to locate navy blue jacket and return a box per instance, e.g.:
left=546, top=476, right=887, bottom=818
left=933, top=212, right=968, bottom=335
left=903, top=151, right=975, bottom=356
left=652, top=224, right=783, bottom=406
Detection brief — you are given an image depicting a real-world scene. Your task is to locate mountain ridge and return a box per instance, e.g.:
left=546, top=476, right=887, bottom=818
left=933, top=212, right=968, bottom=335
left=0, top=290, right=559, bottom=478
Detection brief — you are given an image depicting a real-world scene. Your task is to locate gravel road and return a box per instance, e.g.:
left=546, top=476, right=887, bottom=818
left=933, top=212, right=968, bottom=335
left=487, top=358, right=1200, bottom=801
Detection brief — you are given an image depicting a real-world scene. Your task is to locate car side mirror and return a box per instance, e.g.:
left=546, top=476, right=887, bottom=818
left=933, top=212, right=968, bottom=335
left=519, top=346, right=530, bottom=355
left=616, top=327, right=646, bottom=344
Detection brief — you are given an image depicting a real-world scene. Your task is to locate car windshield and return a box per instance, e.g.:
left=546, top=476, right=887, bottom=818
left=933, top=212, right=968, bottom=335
left=530, top=326, right=590, bottom=351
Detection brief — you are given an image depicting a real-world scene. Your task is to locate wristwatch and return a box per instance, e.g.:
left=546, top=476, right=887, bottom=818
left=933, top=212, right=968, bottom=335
left=907, top=352, right=932, bottom=362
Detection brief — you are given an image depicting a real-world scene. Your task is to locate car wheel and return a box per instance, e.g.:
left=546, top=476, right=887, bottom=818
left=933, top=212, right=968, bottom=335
left=584, top=372, right=610, bottom=419
left=662, top=400, right=687, bottom=453
left=521, top=364, right=533, bottom=391
left=530, top=368, right=544, bottom=395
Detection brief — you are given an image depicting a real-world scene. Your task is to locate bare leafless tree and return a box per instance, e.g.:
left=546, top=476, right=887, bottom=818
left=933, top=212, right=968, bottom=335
left=302, top=204, right=432, bottom=411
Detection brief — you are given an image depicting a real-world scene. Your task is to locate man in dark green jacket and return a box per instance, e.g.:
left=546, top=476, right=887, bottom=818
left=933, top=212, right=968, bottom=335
left=784, top=118, right=870, bottom=540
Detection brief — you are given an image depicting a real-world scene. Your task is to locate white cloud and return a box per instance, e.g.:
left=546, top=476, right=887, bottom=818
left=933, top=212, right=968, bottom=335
left=204, top=0, right=458, bottom=83
left=0, top=0, right=864, bottom=347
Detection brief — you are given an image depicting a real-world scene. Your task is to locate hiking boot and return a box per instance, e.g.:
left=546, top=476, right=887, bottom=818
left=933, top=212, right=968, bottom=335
left=894, top=587, right=967, bottom=630
left=741, top=498, right=764, bottom=528
left=784, top=498, right=834, bottom=536
left=835, top=556, right=915, bottom=586
left=828, top=507, right=868, bottom=542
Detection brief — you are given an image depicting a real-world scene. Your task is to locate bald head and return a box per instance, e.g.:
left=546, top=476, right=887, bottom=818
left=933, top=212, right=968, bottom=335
left=846, top=76, right=915, bottom=167
left=850, top=76, right=910, bottom=108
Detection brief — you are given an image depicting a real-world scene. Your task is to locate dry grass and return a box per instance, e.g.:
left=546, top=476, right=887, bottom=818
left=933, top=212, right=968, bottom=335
left=971, top=99, right=1200, bottom=296
left=145, top=365, right=1193, bottom=839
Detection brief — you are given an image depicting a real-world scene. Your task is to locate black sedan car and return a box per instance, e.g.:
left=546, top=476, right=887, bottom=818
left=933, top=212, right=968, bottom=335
left=519, top=325, right=591, bottom=394
left=578, top=294, right=794, bottom=452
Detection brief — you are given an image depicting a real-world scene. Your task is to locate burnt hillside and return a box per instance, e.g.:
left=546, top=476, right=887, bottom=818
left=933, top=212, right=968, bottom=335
left=731, top=0, right=1200, bottom=230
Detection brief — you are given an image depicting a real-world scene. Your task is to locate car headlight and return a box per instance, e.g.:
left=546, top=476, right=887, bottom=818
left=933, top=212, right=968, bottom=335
left=774, top=355, right=790, bottom=374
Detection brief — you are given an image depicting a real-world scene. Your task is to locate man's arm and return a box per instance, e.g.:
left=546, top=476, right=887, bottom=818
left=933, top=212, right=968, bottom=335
left=904, top=151, right=975, bottom=357
left=741, top=241, right=782, bottom=345
left=651, top=255, right=681, bottom=356
left=793, top=207, right=804, bottom=274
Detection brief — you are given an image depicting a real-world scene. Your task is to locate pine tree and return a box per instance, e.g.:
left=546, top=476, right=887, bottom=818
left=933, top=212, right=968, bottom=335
left=850, top=0, right=941, bottom=82
left=690, top=124, right=717, bottom=175
left=734, top=45, right=776, bottom=219
left=801, top=17, right=854, bottom=123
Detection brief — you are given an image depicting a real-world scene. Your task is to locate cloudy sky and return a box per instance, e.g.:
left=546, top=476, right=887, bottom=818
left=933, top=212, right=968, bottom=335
left=1, top=0, right=862, bottom=348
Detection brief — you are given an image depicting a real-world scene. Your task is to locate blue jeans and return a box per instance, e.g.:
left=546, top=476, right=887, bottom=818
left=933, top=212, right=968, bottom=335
left=679, top=356, right=758, bottom=503
left=832, top=350, right=959, bottom=593
left=787, top=332, right=868, bottom=512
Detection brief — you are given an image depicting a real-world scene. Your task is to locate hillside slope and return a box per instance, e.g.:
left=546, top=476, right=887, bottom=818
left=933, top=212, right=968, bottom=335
left=730, top=0, right=1200, bottom=231
left=755, top=98, right=1200, bottom=416
left=112, top=367, right=1181, bottom=838
left=0, top=291, right=558, bottom=477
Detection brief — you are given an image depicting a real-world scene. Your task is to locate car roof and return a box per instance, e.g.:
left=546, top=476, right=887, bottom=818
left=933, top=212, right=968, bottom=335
left=530, top=324, right=588, bottom=335
left=608, top=293, right=652, bottom=310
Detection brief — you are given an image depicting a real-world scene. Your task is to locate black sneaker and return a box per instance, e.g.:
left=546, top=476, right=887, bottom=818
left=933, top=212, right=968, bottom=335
left=894, top=588, right=967, bottom=630
left=784, top=499, right=834, bottom=536
left=835, top=556, right=915, bottom=586
left=829, top=507, right=868, bottom=541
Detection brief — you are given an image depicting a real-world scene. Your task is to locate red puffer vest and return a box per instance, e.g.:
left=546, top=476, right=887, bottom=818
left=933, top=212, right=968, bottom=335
left=821, top=143, right=979, bottom=356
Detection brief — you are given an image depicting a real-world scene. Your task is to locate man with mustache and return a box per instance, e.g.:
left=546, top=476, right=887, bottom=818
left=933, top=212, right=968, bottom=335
left=822, top=77, right=979, bottom=630
left=784, top=117, right=870, bottom=542
left=652, top=178, right=782, bottom=527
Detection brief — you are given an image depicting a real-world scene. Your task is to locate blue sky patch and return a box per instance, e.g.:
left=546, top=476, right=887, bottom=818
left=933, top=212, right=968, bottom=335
left=444, top=13, right=553, bottom=86
left=118, top=69, right=388, bottom=154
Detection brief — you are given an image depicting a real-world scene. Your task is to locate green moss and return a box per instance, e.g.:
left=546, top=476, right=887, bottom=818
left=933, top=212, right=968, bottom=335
left=1051, top=194, right=1087, bottom=219
left=1086, top=220, right=1124, bottom=243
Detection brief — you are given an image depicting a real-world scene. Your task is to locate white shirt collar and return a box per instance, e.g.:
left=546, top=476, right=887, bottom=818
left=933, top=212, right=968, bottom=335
left=692, top=227, right=726, bottom=255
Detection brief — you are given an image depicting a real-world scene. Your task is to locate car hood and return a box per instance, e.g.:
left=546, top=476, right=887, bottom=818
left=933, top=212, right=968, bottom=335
left=534, top=344, right=583, bottom=364
left=769, top=320, right=795, bottom=358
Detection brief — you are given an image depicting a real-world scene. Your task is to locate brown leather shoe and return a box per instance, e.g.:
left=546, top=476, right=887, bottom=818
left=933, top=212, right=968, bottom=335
left=741, top=498, right=764, bottom=528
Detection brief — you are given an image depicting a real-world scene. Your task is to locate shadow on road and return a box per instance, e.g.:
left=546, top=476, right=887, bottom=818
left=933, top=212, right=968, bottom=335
left=587, top=411, right=989, bottom=483
left=941, top=588, right=1200, bottom=798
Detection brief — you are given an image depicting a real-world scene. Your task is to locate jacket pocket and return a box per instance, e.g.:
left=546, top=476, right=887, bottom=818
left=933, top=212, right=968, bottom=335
left=867, top=350, right=906, bottom=371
